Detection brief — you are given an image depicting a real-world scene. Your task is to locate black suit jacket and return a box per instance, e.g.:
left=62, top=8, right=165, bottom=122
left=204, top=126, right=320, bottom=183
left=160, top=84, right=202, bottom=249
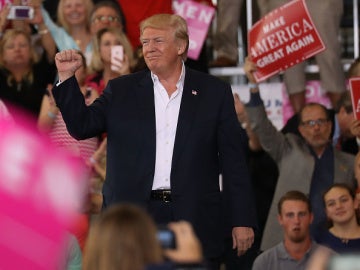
left=53, top=67, right=257, bottom=258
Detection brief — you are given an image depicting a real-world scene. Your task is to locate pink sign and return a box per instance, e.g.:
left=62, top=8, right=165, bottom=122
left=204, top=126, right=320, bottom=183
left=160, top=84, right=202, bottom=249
left=349, top=77, right=360, bottom=120
left=173, top=0, right=215, bottom=60
left=248, top=0, right=325, bottom=82
left=0, top=0, right=12, bottom=10
left=282, top=80, right=331, bottom=123
left=0, top=117, right=88, bottom=270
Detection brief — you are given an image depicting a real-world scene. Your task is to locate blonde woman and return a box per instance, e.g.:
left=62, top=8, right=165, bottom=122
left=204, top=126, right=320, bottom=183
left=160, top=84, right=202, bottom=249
left=86, top=27, right=134, bottom=94
left=37, top=0, right=93, bottom=61
left=0, top=28, right=56, bottom=117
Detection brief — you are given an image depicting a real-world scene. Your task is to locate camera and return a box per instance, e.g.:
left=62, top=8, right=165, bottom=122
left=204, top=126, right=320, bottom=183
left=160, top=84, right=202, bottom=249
left=157, top=227, right=176, bottom=249
left=7, top=6, right=34, bottom=20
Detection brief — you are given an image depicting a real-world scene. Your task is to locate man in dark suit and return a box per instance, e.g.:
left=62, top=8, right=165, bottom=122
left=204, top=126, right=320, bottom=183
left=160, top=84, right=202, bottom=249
left=53, top=14, right=256, bottom=269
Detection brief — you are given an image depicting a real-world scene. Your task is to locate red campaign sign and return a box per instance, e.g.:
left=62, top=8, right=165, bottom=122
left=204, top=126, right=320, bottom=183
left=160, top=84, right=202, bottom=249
left=349, top=77, right=360, bottom=120
left=248, top=0, right=325, bottom=82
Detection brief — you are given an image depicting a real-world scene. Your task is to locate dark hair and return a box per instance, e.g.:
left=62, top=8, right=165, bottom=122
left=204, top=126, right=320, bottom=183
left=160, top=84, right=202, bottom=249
left=298, top=102, right=330, bottom=124
left=322, top=183, right=356, bottom=205
left=334, top=91, right=353, bottom=114
left=90, top=0, right=126, bottom=31
left=347, top=57, right=360, bottom=78
left=322, top=183, right=359, bottom=227
left=277, top=190, right=312, bottom=214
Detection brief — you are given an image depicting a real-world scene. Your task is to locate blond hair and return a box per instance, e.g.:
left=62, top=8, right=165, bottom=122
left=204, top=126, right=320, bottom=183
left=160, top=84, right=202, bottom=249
left=57, top=0, right=94, bottom=33
left=0, top=29, right=39, bottom=85
left=90, top=27, right=134, bottom=73
left=140, top=14, right=189, bottom=60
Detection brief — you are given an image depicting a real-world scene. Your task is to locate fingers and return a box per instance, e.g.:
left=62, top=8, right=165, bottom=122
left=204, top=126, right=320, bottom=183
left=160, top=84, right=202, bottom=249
left=232, top=227, right=255, bottom=256
left=55, top=50, right=81, bottom=62
left=236, top=236, right=254, bottom=256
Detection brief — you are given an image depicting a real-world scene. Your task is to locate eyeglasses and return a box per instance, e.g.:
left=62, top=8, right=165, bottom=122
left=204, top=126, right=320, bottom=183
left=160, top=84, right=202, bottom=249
left=301, top=118, right=329, bottom=128
left=92, top=15, right=120, bottom=23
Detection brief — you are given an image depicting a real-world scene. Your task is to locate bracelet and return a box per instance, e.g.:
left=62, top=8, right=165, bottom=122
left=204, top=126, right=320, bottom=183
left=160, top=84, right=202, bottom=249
left=38, top=28, right=49, bottom=35
left=47, top=111, right=56, bottom=119
left=248, top=82, right=259, bottom=89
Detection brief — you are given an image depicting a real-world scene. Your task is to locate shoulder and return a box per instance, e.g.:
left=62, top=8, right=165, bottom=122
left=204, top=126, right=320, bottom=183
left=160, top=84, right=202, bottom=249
left=334, top=149, right=355, bottom=164
left=253, top=245, right=280, bottom=270
left=185, top=67, right=230, bottom=88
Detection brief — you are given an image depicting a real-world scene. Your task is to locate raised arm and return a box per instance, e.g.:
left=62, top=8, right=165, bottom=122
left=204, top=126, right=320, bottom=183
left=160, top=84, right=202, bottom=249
left=243, top=57, right=290, bottom=162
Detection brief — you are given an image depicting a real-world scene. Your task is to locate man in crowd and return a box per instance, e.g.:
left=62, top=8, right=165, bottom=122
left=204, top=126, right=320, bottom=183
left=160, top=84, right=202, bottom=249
left=252, top=190, right=334, bottom=270
left=244, top=58, right=356, bottom=251
left=52, top=14, right=256, bottom=269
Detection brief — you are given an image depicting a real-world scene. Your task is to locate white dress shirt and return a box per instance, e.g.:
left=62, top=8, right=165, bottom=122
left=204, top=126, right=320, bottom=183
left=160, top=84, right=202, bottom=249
left=151, top=64, right=185, bottom=190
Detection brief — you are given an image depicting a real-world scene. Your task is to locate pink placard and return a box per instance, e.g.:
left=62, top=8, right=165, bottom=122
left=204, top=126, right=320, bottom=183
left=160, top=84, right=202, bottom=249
left=349, top=77, right=360, bottom=120
left=282, top=80, right=331, bottom=123
left=0, top=0, right=12, bottom=10
left=248, top=0, right=325, bottom=82
left=173, top=0, right=215, bottom=60
left=0, top=116, right=87, bottom=270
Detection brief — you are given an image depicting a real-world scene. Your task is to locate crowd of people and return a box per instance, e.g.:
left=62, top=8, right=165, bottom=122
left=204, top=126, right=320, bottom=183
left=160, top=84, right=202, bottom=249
left=0, top=0, right=360, bottom=270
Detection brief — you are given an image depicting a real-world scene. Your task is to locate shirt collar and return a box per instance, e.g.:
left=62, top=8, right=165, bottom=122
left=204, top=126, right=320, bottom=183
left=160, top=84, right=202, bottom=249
left=150, top=62, right=186, bottom=93
left=277, top=240, right=317, bottom=261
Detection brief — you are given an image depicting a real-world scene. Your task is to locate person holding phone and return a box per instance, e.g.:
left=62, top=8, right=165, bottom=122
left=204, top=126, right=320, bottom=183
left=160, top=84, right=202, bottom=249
left=86, top=27, right=134, bottom=95
left=83, top=203, right=205, bottom=270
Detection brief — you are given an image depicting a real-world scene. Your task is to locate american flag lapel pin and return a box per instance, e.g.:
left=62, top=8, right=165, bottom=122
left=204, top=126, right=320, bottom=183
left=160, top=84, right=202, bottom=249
left=191, top=90, right=198, bottom=96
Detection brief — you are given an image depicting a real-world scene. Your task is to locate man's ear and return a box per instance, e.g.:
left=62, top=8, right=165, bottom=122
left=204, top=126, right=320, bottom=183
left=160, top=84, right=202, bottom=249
left=298, top=125, right=305, bottom=137
left=309, top=212, right=314, bottom=224
left=277, top=214, right=283, bottom=226
left=177, top=41, right=186, bottom=56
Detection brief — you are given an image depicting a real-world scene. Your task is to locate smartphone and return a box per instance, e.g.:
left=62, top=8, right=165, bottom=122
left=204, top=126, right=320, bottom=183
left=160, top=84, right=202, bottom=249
left=111, top=45, right=124, bottom=71
left=7, top=6, right=34, bottom=20
left=157, top=227, right=176, bottom=249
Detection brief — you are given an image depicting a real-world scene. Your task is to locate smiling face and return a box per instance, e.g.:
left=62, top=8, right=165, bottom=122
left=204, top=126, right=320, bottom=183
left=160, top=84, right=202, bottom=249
left=2, top=33, right=31, bottom=68
left=140, top=27, right=185, bottom=76
left=324, top=186, right=358, bottom=226
left=278, top=200, right=313, bottom=243
left=62, top=0, right=87, bottom=26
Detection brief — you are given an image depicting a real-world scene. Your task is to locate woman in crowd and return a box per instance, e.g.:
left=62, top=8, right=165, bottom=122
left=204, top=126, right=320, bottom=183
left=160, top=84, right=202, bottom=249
left=83, top=204, right=204, bottom=270
left=38, top=0, right=94, bottom=62
left=86, top=26, right=134, bottom=94
left=315, top=183, right=360, bottom=253
left=0, top=28, right=56, bottom=118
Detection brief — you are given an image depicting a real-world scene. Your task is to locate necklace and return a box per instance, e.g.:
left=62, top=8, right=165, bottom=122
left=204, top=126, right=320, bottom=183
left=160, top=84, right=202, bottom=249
left=341, top=238, right=349, bottom=244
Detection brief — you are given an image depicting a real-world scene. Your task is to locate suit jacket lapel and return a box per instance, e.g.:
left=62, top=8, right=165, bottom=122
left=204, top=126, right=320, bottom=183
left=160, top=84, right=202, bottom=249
left=172, top=68, right=200, bottom=169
